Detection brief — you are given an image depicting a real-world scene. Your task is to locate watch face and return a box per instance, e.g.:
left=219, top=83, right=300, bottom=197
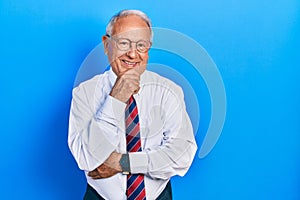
left=120, top=154, right=130, bottom=173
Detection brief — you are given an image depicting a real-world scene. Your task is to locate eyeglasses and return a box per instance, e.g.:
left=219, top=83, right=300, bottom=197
left=106, top=35, right=151, bottom=53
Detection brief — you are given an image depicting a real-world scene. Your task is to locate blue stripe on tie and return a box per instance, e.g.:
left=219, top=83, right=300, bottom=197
left=126, top=115, right=139, bottom=134
left=127, top=136, right=140, bottom=151
left=126, top=109, right=139, bottom=126
left=127, top=179, right=145, bottom=200
left=128, top=100, right=136, bottom=113
left=127, top=175, right=136, bottom=188
left=132, top=113, right=139, bottom=124
left=125, top=99, right=133, bottom=116
left=125, top=108, right=130, bottom=118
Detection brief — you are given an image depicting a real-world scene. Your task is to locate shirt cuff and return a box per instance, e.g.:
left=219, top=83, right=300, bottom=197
left=128, top=152, right=148, bottom=174
left=96, top=95, right=127, bottom=129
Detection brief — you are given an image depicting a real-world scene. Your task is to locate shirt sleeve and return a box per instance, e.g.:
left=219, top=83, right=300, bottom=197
left=68, top=82, right=126, bottom=171
left=128, top=86, right=198, bottom=180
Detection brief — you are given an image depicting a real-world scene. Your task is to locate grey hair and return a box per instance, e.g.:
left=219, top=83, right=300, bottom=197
left=105, top=10, right=153, bottom=41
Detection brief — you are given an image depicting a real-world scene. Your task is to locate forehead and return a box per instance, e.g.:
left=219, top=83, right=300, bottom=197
left=112, top=15, right=151, bottom=40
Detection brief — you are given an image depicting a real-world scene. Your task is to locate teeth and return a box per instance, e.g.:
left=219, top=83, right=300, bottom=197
left=124, top=60, right=136, bottom=65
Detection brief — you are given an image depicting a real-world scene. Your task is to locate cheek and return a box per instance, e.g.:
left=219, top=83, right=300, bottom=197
left=141, top=54, right=149, bottom=62
left=108, top=49, right=121, bottom=63
left=139, top=55, right=148, bottom=73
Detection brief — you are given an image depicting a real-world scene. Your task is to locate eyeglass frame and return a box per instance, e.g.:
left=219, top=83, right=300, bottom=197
left=106, top=34, right=152, bottom=53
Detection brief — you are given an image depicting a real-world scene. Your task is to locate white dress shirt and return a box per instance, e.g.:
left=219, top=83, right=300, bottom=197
left=68, top=68, right=197, bottom=200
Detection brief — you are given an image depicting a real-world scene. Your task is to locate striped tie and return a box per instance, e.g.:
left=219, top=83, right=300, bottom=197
left=125, top=96, right=146, bottom=200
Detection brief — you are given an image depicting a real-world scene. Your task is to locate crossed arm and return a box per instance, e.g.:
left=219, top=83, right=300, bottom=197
left=68, top=69, right=197, bottom=180
left=88, top=152, right=122, bottom=179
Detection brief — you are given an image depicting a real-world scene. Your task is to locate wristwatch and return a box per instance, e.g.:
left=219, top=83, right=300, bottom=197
left=119, top=153, right=130, bottom=175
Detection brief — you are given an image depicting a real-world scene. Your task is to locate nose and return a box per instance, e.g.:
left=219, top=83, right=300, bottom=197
left=126, top=45, right=138, bottom=58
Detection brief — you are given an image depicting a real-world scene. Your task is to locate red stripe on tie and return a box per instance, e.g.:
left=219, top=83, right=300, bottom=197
left=126, top=107, right=138, bottom=126
left=127, top=175, right=144, bottom=195
left=126, top=134, right=134, bottom=144
left=126, top=96, right=134, bottom=109
left=126, top=123, right=140, bottom=143
left=128, top=140, right=142, bottom=152
left=135, top=188, right=146, bottom=200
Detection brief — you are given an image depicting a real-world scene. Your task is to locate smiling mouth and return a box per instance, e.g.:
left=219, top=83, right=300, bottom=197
left=122, top=60, right=138, bottom=67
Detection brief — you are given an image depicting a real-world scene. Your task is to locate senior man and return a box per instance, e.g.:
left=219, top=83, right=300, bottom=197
left=68, top=10, right=197, bottom=200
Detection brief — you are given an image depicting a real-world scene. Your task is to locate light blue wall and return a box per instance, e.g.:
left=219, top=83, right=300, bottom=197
left=1, top=0, right=299, bottom=199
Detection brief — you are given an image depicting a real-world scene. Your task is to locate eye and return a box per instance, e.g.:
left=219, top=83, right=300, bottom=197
left=120, top=41, right=128, bottom=45
left=137, top=41, right=149, bottom=49
left=117, top=39, right=130, bottom=48
left=137, top=43, right=146, bottom=48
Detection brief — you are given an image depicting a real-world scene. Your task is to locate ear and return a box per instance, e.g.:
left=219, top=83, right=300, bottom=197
left=102, top=35, right=109, bottom=55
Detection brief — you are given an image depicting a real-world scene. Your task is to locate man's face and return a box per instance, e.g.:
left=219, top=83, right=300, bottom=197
left=103, top=15, right=151, bottom=76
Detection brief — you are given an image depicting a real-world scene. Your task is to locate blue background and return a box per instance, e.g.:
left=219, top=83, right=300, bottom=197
left=1, top=0, right=299, bottom=199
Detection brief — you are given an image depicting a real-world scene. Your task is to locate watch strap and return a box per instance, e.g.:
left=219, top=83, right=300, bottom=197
left=119, top=153, right=130, bottom=175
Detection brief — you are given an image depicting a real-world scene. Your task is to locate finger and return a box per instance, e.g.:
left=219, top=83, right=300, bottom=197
left=133, top=86, right=140, bottom=94
left=98, top=170, right=117, bottom=178
left=88, top=169, right=98, bottom=177
left=98, top=164, right=114, bottom=173
left=88, top=169, right=98, bottom=176
left=88, top=172, right=102, bottom=179
left=97, top=165, right=107, bottom=172
left=127, top=67, right=141, bottom=76
left=127, top=83, right=140, bottom=95
left=119, top=77, right=140, bottom=85
left=118, top=74, right=140, bottom=83
left=114, top=78, right=140, bottom=93
left=119, top=69, right=140, bottom=79
left=121, top=67, right=140, bottom=75
left=91, top=174, right=102, bottom=179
